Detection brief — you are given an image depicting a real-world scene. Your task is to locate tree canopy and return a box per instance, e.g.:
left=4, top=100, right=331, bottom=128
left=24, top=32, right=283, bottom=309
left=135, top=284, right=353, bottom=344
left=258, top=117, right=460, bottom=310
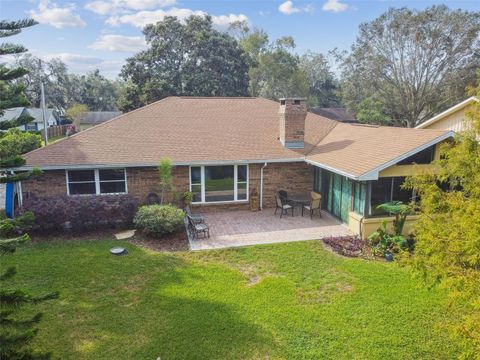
left=404, top=71, right=480, bottom=357
left=338, top=5, right=480, bottom=127
left=118, top=16, right=249, bottom=112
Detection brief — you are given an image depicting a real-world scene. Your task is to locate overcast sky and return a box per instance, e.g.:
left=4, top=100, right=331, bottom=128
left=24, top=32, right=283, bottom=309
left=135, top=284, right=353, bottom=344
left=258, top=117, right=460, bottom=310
left=2, top=0, right=480, bottom=79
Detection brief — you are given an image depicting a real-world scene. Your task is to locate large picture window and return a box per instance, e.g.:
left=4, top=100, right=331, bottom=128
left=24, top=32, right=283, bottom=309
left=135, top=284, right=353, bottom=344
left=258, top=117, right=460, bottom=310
left=369, top=176, right=413, bottom=216
left=190, top=165, right=248, bottom=203
left=67, top=169, right=127, bottom=195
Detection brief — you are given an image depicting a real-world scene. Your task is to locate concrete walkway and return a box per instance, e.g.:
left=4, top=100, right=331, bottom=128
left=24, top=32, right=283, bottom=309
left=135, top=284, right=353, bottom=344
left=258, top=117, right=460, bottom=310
left=190, top=209, right=353, bottom=251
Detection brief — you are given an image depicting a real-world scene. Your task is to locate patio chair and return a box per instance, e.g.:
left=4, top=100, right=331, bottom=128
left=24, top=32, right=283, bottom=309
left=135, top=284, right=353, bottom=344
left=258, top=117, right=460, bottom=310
left=184, top=205, right=204, bottom=224
left=187, top=214, right=210, bottom=239
left=302, top=192, right=322, bottom=219
left=274, top=194, right=294, bottom=218
left=278, top=190, right=289, bottom=203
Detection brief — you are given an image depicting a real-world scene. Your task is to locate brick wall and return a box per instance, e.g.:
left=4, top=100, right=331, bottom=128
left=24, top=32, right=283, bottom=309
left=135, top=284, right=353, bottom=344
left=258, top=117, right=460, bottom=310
left=22, top=170, right=67, bottom=198
left=127, top=166, right=189, bottom=204
left=20, top=162, right=314, bottom=209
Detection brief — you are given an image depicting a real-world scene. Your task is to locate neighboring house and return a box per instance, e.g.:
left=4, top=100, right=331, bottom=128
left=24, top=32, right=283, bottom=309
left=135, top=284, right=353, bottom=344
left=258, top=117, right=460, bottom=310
left=16, top=97, right=454, bottom=239
left=310, top=107, right=358, bottom=123
left=0, top=107, right=60, bottom=131
left=78, top=111, right=122, bottom=131
left=416, top=96, right=479, bottom=131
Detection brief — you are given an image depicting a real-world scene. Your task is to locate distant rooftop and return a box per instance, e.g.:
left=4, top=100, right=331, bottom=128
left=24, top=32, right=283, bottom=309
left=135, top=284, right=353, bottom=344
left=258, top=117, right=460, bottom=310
left=79, top=111, right=122, bottom=125
left=310, top=107, right=357, bottom=123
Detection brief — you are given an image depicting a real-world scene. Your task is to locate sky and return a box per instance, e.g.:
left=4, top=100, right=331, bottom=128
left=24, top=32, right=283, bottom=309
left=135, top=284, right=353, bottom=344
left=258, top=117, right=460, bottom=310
left=1, top=0, right=480, bottom=79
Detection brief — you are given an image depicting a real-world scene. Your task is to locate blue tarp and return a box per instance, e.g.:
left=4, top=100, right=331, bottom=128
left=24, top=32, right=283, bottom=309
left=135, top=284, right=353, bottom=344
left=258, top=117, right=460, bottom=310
left=5, top=182, right=14, bottom=218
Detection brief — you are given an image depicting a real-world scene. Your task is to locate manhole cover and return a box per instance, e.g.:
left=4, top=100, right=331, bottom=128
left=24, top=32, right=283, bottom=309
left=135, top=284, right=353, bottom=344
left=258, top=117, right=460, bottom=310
left=110, top=247, right=128, bottom=256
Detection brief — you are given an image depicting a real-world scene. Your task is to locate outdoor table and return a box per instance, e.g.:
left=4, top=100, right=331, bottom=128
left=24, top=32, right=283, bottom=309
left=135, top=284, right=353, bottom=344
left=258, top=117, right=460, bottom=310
left=289, top=196, right=310, bottom=215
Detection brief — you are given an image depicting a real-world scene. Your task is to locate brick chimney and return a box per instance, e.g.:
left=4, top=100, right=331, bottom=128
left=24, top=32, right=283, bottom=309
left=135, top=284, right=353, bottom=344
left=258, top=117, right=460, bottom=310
left=279, top=98, right=307, bottom=149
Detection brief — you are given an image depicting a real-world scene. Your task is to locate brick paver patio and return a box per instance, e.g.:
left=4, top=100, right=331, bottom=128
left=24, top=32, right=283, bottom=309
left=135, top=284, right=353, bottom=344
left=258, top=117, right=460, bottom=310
left=190, top=208, right=353, bottom=250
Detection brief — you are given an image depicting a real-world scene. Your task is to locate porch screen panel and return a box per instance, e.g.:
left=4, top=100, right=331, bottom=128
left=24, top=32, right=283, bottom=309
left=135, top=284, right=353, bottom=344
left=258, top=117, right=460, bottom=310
left=353, top=182, right=366, bottom=215
left=340, top=178, right=352, bottom=223
left=332, top=174, right=342, bottom=218
left=327, top=173, right=333, bottom=212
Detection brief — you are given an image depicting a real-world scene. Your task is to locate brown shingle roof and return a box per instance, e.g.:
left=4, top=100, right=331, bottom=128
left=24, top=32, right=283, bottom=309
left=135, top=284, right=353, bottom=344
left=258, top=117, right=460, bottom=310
left=305, top=123, right=450, bottom=179
left=22, top=96, right=453, bottom=180
left=24, top=97, right=336, bottom=167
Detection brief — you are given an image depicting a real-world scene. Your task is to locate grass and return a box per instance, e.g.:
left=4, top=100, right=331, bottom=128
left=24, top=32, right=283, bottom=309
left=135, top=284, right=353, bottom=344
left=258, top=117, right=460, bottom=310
left=2, top=240, right=458, bottom=359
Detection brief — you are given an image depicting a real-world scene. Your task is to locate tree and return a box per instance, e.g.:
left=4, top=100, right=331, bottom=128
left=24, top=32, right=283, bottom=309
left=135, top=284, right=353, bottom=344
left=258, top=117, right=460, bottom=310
left=339, top=6, right=480, bottom=127
left=158, top=158, right=175, bottom=204
left=0, top=18, right=58, bottom=360
left=355, top=97, right=392, bottom=125
left=15, top=55, right=121, bottom=112
left=119, top=16, right=249, bottom=112
left=404, top=71, right=480, bottom=357
left=0, top=128, right=41, bottom=160
left=231, top=22, right=308, bottom=100
left=66, top=103, right=88, bottom=128
left=299, top=51, right=340, bottom=108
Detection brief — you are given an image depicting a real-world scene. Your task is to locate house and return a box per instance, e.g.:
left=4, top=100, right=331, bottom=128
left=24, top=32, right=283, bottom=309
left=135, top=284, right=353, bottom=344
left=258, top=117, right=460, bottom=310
left=0, top=107, right=60, bottom=131
left=310, top=107, right=358, bottom=123
left=15, top=97, right=454, bottom=239
left=416, top=96, right=479, bottom=131
left=78, top=111, right=122, bottom=131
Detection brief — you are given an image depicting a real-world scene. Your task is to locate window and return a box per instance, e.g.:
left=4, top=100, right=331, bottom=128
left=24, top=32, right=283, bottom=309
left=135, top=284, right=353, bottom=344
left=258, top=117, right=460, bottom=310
left=25, top=123, right=37, bottom=131
left=190, top=165, right=248, bottom=203
left=369, top=177, right=414, bottom=216
left=67, top=169, right=127, bottom=195
left=398, top=145, right=435, bottom=165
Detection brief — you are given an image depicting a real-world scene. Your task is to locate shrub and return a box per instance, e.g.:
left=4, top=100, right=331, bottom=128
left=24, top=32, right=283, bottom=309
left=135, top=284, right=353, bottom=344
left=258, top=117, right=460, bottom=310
left=19, top=195, right=138, bottom=232
left=133, top=204, right=185, bottom=237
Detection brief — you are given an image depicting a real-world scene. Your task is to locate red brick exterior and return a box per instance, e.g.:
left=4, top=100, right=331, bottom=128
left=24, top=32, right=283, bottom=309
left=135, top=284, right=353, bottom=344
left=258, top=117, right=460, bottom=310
left=20, top=162, right=314, bottom=209
left=279, top=98, right=307, bottom=146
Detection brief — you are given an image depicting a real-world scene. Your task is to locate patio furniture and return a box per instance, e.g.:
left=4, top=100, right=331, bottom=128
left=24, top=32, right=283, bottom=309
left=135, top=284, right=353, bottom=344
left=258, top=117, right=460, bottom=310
left=278, top=190, right=290, bottom=203
left=187, top=214, right=210, bottom=238
left=274, top=194, right=294, bottom=218
left=302, top=192, right=322, bottom=219
left=184, top=205, right=204, bottom=224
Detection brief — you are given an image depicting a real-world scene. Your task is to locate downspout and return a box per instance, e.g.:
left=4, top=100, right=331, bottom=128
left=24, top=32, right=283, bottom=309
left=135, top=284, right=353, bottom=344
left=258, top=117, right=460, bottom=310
left=260, top=162, right=268, bottom=210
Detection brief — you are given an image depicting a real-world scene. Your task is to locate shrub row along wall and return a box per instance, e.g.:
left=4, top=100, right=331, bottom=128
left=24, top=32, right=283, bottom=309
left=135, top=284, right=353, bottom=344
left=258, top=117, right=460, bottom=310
left=19, top=195, right=137, bottom=232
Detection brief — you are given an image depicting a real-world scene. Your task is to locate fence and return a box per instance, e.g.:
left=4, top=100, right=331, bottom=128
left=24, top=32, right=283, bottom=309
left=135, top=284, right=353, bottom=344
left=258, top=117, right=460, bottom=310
left=40, top=125, right=68, bottom=140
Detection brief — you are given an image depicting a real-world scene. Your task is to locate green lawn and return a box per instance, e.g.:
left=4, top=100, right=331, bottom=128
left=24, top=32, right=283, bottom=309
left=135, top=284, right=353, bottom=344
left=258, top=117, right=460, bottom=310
left=3, top=240, right=457, bottom=359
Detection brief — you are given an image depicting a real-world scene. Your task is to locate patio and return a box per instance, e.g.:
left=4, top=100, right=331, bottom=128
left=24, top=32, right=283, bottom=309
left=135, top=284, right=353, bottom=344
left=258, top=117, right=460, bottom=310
left=189, top=208, right=353, bottom=250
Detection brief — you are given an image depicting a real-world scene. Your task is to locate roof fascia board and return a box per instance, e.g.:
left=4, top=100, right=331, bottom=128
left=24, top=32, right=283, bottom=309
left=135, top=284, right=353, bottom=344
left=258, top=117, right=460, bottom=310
left=12, top=157, right=306, bottom=171
left=416, top=97, right=479, bottom=129
left=358, top=131, right=455, bottom=181
left=304, top=158, right=359, bottom=180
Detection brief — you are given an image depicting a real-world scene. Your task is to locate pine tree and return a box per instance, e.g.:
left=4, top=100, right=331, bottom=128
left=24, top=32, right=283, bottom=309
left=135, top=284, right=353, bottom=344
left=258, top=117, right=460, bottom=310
left=0, top=18, right=58, bottom=360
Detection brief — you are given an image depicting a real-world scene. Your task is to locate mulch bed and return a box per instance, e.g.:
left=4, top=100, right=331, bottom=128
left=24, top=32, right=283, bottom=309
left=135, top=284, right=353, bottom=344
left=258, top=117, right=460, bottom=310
left=130, top=228, right=189, bottom=252
left=29, top=227, right=189, bottom=252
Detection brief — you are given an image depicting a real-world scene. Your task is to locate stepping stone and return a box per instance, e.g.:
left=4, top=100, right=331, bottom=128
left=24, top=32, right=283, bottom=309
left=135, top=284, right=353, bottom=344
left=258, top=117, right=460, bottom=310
left=115, top=229, right=136, bottom=240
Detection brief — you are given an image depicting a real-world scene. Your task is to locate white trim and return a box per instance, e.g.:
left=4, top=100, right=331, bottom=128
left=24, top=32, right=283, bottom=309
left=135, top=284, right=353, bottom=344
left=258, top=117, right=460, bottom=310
left=66, top=168, right=128, bottom=196
left=305, top=159, right=359, bottom=180
left=357, top=131, right=455, bottom=180
left=416, top=97, right=479, bottom=129
left=190, top=164, right=249, bottom=204
left=14, top=158, right=304, bottom=171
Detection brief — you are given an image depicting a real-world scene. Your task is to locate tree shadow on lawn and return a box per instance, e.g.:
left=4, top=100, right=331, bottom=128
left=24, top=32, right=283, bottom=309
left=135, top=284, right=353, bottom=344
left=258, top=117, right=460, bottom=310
left=142, top=296, right=276, bottom=360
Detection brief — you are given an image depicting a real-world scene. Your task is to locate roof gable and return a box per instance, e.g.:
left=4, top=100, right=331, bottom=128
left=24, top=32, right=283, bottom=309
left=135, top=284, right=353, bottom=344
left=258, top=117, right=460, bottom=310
left=416, top=97, right=479, bottom=129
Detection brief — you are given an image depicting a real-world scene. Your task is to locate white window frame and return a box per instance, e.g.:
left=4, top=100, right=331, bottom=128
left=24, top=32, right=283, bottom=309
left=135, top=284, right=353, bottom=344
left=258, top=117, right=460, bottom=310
left=66, top=168, right=128, bottom=196
left=189, top=164, right=249, bottom=204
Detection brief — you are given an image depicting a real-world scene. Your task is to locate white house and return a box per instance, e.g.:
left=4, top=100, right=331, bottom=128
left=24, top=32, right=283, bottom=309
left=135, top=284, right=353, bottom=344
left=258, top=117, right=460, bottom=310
left=0, top=107, right=60, bottom=131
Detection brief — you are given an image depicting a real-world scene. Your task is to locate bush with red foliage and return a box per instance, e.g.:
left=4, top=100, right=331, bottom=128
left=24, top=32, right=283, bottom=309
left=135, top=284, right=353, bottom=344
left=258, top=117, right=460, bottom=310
left=19, top=194, right=138, bottom=232
left=322, top=235, right=367, bottom=257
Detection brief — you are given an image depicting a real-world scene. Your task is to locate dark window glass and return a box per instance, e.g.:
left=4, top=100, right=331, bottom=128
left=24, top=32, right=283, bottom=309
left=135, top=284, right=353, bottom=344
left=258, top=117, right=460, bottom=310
left=237, top=165, right=247, bottom=182
left=69, top=170, right=95, bottom=182
left=392, top=177, right=412, bottom=204
left=398, top=145, right=435, bottom=165
left=191, top=167, right=201, bottom=184
left=69, top=182, right=96, bottom=195
left=205, top=166, right=234, bottom=202
left=370, top=177, right=393, bottom=215
left=100, top=181, right=126, bottom=194
left=99, top=169, right=125, bottom=181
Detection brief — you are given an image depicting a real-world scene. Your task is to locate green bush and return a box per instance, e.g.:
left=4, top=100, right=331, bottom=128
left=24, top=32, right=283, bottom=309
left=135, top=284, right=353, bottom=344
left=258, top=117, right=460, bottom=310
left=133, top=205, right=185, bottom=237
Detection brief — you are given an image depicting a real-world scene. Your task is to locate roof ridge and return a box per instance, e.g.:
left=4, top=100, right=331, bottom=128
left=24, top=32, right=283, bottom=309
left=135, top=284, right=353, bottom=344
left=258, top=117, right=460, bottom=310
left=22, top=96, right=176, bottom=158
